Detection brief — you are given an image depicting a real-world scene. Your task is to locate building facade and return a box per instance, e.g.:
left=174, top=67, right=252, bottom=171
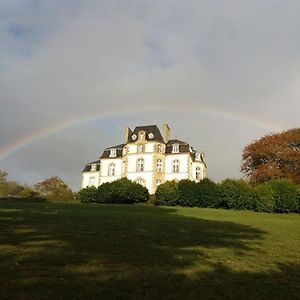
left=81, top=124, right=207, bottom=194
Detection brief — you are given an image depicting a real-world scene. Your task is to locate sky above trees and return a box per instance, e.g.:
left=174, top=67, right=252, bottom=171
left=0, top=1, right=299, bottom=190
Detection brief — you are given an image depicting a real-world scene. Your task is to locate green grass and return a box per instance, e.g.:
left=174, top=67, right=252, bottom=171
left=0, top=202, right=300, bottom=300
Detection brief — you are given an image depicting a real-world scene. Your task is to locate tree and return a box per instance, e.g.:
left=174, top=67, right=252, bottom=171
left=0, top=169, right=24, bottom=196
left=34, top=176, right=74, bottom=202
left=0, top=169, right=8, bottom=182
left=241, top=128, right=300, bottom=184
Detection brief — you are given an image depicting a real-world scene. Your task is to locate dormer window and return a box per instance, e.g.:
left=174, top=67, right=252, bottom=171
left=148, top=132, right=154, bottom=139
left=132, top=134, right=137, bottom=141
left=90, top=163, right=97, bottom=172
left=195, top=152, right=201, bottom=160
left=139, top=131, right=145, bottom=140
left=172, top=144, right=179, bottom=153
left=109, top=149, right=117, bottom=157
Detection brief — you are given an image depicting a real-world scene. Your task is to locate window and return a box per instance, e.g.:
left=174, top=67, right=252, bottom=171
left=195, top=152, right=201, bottom=160
left=173, top=159, right=179, bottom=173
left=136, top=158, right=144, bottom=172
left=148, top=132, right=154, bottom=139
left=136, top=177, right=145, bottom=186
left=109, top=149, right=117, bottom=157
left=137, top=144, right=145, bottom=153
left=157, top=159, right=162, bottom=172
left=90, top=163, right=97, bottom=171
left=172, top=144, right=179, bottom=153
left=89, top=176, right=96, bottom=186
left=157, top=144, right=163, bottom=153
left=139, top=131, right=145, bottom=140
left=156, top=179, right=162, bottom=186
left=132, top=134, right=137, bottom=140
left=108, top=163, right=115, bottom=176
left=196, top=167, right=201, bottom=181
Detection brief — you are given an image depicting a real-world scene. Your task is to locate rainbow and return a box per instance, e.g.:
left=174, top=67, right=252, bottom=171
left=0, top=105, right=282, bottom=161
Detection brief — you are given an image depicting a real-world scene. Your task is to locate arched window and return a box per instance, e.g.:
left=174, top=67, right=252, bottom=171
left=157, top=159, right=162, bottom=172
left=108, top=163, right=115, bottom=176
left=137, top=144, right=145, bottom=153
left=89, top=176, right=96, bottom=186
left=173, top=159, right=179, bottom=173
left=136, top=158, right=144, bottom=172
left=136, top=177, right=145, bottom=186
left=196, top=167, right=201, bottom=181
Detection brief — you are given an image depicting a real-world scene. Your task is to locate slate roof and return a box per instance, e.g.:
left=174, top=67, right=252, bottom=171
left=128, top=125, right=164, bottom=143
left=165, top=139, right=190, bottom=154
left=100, top=146, right=124, bottom=159
left=106, top=144, right=125, bottom=150
left=82, top=125, right=206, bottom=172
left=82, top=160, right=100, bottom=172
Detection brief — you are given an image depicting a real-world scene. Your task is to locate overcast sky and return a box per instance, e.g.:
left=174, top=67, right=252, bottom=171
left=0, top=0, right=299, bottom=190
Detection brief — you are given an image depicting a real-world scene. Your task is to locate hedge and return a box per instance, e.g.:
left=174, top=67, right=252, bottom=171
left=218, top=179, right=253, bottom=210
left=155, top=181, right=179, bottom=206
left=196, top=178, right=219, bottom=208
left=252, top=183, right=276, bottom=212
left=77, top=178, right=149, bottom=204
left=177, top=180, right=198, bottom=207
left=268, top=179, right=299, bottom=213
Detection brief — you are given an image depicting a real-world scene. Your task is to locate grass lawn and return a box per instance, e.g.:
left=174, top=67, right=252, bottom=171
left=0, top=202, right=300, bottom=300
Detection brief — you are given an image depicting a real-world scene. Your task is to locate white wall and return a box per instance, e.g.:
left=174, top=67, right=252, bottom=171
left=99, top=158, right=122, bottom=184
left=165, top=153, right=189, bottom=181
left=81, top=171, right=100, bottom=188
left=191, top=161, right=205, bottom=181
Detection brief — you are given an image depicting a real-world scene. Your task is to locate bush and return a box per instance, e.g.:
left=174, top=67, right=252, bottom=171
left=296, top=185, right=300, bottom=212
left=268, top=179, right=299, bottom=213
left=252, top=183, right=276, bottom=212
left=97, top=178, right=149, bottom=204
left=76, top=186, right=98, bottom=203
left=155, top=181, right=179, bottom=206
left=177, top=180, right=198, bottom=207
left=218, top=179, right=253, bottom=210
left=196, top=178, right=219, bottom=208
left=18, top=188, right=39, bottom=198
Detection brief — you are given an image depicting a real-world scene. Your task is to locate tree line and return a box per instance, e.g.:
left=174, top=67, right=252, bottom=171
left=0, top=172, right=74, bottom=202
left=1, top=127, right=299, bottom=209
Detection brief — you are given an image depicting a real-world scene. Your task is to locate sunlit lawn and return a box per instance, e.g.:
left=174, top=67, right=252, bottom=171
left=0, top=201, right=300, bottom=300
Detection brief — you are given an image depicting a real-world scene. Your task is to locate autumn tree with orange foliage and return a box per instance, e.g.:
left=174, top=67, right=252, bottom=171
left=241, top=128, right=300, bottom=184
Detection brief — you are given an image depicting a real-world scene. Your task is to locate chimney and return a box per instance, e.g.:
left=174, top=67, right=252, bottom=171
left=163, top=123, right=170, bottom=143
left=124, top=127, right=132, bottom=144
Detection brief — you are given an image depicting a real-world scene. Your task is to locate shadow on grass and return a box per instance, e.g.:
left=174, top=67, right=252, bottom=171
left=0, top=202, right=299, bottom=299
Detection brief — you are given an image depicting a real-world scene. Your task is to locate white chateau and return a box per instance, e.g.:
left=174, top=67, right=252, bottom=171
left=81, top=124, right=207, bottom=194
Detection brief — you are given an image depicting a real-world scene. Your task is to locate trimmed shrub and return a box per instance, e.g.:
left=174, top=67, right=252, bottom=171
left=97, top=178, right=149, bottom=204
left=196, top=178, right=219, bottom=208
left=177, top=180, right=198, bottom=207
left=252, top=183, right=276, bottom=212
left=155, top=181, right=179, bottom=206
left=268, top=179, right=299, bottom=213
left=296, top=185, right=300, bottom=212
left=218, top=179, right=253, bottom=210
left=76, top=186, right=98, bottom=203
